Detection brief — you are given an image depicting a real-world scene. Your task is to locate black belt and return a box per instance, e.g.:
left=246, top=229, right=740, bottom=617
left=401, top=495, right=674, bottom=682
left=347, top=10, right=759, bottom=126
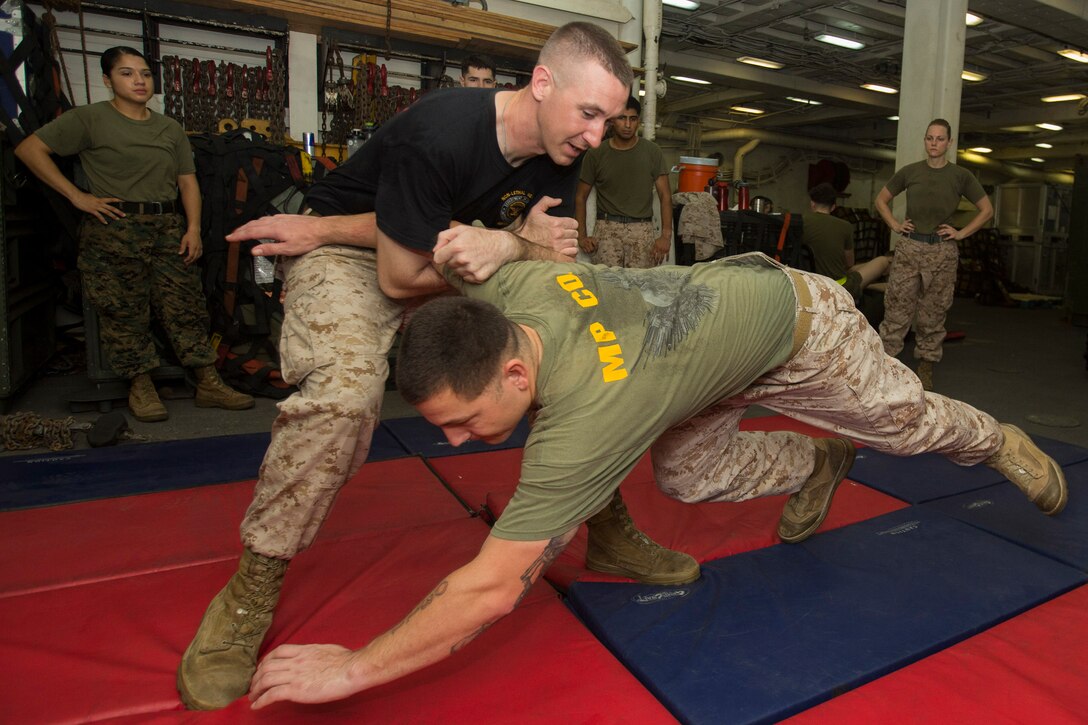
left=597, top=212, right=652, bottom=223
left=904, top=231, right=946, bottom=244
left=113, top=200, right=180, bottom=215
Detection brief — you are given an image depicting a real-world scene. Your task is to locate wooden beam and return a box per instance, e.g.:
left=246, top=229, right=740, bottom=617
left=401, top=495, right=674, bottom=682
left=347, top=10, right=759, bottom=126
left=187, top=0, right=637, bottom=60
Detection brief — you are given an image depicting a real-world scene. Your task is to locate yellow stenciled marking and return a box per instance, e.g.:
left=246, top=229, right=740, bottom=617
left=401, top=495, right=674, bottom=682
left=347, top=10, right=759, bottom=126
left=555, top=272, right=598, bottom=308
left=555, top=273, right=627, bottom=382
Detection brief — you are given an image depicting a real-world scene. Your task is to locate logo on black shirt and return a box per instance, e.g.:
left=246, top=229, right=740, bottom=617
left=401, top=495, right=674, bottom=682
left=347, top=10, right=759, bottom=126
left=499, top=189, right=533, bottom=225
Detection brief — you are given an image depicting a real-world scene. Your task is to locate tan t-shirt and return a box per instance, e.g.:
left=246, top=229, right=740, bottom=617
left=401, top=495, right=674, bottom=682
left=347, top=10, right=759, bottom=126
left=447, top=252, right=796, bottom=541
left=34, top=101, right=195, bottom=202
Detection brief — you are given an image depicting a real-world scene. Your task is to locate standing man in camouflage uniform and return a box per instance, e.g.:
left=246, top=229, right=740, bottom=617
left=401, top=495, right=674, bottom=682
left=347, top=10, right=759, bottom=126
left=576, top=96, right=673, bottom=268
left=874, top=118, right=993, bottom=390
left=178, top=23, right=697, bottom=712
left=15, top=46, right=253, bottom=422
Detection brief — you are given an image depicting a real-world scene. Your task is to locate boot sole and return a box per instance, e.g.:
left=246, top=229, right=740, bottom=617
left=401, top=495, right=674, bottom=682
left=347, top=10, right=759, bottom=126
left=131, top=410, right=168, bottom=422
left=779, top=440, right=857, bottom=544
left=195, top=399, right=256, bottom=411
left=584, top=556, right=701, bottom=586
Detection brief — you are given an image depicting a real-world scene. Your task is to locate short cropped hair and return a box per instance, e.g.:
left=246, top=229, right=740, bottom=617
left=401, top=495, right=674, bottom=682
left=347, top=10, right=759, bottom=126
left=926, top=118, right=952, bottom=138
left=808, top=182, right=838, bottom=208
left=461, top=54, right=496, bottom=77
left=538, top=22, right=634, bottom=88
left=396, top=297, right=519, bottom=405
left=624, top=96, right=641, bottom=116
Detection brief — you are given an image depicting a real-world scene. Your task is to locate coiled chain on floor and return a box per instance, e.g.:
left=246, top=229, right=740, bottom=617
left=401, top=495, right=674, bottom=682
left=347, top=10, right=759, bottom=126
left=0, top=412, right=78, bottom=451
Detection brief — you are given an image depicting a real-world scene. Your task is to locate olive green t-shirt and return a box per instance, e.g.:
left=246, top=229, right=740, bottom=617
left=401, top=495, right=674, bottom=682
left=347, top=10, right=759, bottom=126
left=802, top=212, right=854, bottom=280
left=885, top=160, right=987, bottom=234
left=579, top=138, right=668, bottom=219
left=34, top=101, right=195, bottom=202
left=446, top=253, right=796, bottom=541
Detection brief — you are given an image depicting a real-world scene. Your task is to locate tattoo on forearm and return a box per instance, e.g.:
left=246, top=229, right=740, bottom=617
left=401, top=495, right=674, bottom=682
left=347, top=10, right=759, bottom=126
left=390, top=580, right=448, bottom=635
left=451, top=622, right=492, bottom=653
left=515, top=535, right=568, bottom=607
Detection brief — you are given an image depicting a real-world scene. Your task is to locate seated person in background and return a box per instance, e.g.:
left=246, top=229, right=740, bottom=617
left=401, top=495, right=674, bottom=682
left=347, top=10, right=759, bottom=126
left=460, top=54, right=496, bottom=87
left=245, top=251, right=1065, bottom=709
left=802, top=182, right=889, bottom=302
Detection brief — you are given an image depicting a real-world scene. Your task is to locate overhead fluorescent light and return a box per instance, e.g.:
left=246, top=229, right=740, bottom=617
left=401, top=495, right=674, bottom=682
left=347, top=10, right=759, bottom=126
left=965, top=12, right=983, bottom=26
left=861, top=83, right=898, bottom=94
left=1041, top=93, right=1086, bottom=102
left=662, top=0, right=700, bottom=9
left=815, top=33, right=865, bottom=50
left=670, top=75, right=711, bottom=85
left=731, top=105, right=764, bottom=114
left=888, top=115, right=899, bottom=121
left=1036, top=122, right=1063, bottom=131
left=1057, top=48, right=1088, bottom=63
left=1030, top=157, right=1045, bottom=163
left=737, top=56, right=785, bottom=70
left=1035, top=142, right=1053, bottom=148
left=638, top=89, right=645, bottom=97
left=961, top=70, right=987, bottom=82
left=967, top=147, right=992, bottom=153
left=786, top=96, right=822, bottom=105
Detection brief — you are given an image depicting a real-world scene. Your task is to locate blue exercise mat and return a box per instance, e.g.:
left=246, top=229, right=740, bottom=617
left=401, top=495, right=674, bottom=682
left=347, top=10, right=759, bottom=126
left=0, top=425, right=409, bottom=510
left=567, top=507, right=1085, bottom=725
left=847, top=435, right=1088, bottom=504
left=922, top=459, right=1088, bottom=572
left=383, top=415, right=530, bottom=458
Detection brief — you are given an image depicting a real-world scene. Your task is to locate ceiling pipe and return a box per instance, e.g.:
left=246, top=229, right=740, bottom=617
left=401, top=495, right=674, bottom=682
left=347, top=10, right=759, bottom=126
left=732, top=138, right=760, bottom=182
left=640, top=0, right=660, bottom=141
left=655, top=126, right=1072, bottom=184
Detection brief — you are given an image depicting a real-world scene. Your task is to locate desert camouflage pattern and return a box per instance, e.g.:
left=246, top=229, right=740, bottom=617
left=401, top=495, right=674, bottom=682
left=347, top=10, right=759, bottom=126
left=879, top=237, right=959, bottom=362
left=589, top=219, right=657, bottom=268
left=79, top=214, right=216, bottom=378
left=242, top=246, right=404, bottom=557
left=672, top=191, right=722, bottom=261
left=652, top=269, right=1001, bottom=503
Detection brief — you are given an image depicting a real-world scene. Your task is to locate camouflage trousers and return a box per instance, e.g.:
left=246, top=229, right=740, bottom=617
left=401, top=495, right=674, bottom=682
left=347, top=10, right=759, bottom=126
left=79, top=214, right=215, bottom=378
left=590, top=219, right=657, bottom=269
left=242, top=246, right=404, bottom=558
left=651, top=268, right=1001, bottom=503
left=879, top=237, right=959, bottom=362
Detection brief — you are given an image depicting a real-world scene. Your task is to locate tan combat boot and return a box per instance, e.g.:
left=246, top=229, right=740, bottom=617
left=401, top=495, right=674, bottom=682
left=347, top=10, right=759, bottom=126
left=177, top=549, right=289, bottom=710
left=916, top=361, right=934, bottom=391
left=128, top=372, right=168, bottom=422
left=986, top=423, right=1068, bottom=515
left=585, top=490, right=700, bottom=585
left=778, top=437, right=856, bottom=543
left=193, top=365, right=255, bottom=411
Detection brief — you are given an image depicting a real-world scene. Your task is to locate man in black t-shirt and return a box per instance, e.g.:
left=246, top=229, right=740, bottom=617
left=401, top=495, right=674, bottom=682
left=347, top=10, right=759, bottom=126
left=177, top=22, right=698, bottom=712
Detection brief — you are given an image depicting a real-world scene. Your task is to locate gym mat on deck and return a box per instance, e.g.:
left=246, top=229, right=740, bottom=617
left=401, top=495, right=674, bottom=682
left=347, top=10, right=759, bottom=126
left=566, top=507, right=1086, bottom=725
left=0, top=457, right=470, bottom=598
left=922, top=458, right=1088, bottom=571
left=784, top=583, right=1088, bottom=723
left=0, top=518, right=677, bottom=724
left=383, top=415, right=530, bottom=457
left=0, top=425, right=409, bottom=510
left=845, top=435, right=1088, bottom=505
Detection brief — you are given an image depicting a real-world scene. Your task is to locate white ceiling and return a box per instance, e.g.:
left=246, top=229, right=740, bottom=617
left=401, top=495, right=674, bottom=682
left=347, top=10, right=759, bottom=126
left=658, top=0, right=1088, bottom=171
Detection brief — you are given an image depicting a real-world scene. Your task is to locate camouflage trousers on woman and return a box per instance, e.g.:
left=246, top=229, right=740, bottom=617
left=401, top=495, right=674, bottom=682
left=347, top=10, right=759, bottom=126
left=79, top=214, right=216, bottom=378
left=651, top=268, right=1002, bottom=503
left=879, top=237, right=959, bottom=362
left=241, top=246, right=404, bottom=558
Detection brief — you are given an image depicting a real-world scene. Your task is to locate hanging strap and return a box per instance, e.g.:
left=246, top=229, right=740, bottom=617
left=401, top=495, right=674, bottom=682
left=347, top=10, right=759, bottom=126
left=774, top=212, right=792, bottom=263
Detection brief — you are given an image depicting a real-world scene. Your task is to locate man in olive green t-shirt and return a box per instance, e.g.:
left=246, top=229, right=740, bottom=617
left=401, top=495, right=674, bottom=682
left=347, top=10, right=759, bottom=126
left=245, top=252, right=1065, bottom=706
left=802, top=182, right=889, bottom=302
left=575, top=96, right=672, bottom=268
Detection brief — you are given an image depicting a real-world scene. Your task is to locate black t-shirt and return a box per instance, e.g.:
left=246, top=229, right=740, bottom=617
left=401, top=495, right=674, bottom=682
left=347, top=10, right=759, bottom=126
left=304, top=88, right=581, bottom=253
